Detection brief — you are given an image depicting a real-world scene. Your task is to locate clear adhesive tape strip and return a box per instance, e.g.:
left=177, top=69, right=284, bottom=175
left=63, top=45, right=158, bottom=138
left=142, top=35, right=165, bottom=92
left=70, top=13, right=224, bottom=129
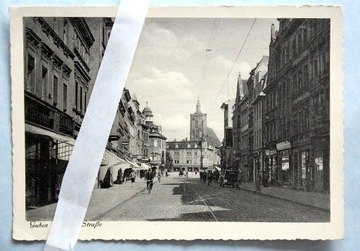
left=44, top=1, right=150, bottom=250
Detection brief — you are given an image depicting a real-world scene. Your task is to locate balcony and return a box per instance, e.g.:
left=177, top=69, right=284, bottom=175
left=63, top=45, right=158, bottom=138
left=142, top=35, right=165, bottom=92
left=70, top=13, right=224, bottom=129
left=25, top=92, right=74, bottom=137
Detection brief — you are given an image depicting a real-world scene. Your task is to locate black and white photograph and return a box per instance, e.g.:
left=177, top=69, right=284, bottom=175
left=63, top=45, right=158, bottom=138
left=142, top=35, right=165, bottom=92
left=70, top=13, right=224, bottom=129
left=11, top=6, right=343, bottom=240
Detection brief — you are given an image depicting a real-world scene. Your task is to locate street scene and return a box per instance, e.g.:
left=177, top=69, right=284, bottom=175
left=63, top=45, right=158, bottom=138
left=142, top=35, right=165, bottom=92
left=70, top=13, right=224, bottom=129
left=23, top=16, right=330, bottom=223
left=28, top=172, right=329, bottom=222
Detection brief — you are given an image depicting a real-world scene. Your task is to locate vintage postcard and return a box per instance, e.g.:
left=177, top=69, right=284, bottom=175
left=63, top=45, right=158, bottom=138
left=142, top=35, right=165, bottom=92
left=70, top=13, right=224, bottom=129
left=11, top=6, right=343, bottom=240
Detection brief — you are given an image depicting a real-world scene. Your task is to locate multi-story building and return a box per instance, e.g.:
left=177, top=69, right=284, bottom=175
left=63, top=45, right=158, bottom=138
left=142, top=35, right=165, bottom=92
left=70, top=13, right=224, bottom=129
left=166, top=140, right=218, bottom=172
left=248, top=56, right=268, bottom=181
left=220, top=99, right=235, bottom=169
left=108, top=88, right=150, bottom=165
left=24, top=17, right=113, bottom=208
left=142, top=103, right=167, bottom=169
left=264, top=19, right=330, bottom=191
left=232, top=73, right=248, bottom=174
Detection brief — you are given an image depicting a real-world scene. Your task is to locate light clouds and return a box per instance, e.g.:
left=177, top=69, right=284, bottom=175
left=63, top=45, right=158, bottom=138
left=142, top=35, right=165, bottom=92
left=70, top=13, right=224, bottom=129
left=126, top=18, right=276, bottom=142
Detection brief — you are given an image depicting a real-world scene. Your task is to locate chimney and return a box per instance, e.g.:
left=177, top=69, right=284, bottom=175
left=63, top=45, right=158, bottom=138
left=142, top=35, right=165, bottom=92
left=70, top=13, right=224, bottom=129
left=271, top=23, right=276, bottom=42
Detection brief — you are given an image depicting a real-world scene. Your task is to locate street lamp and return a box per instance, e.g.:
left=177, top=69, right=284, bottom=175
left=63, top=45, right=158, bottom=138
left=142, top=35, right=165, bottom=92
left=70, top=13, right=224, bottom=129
left=200, top=140, right=203, bottom=170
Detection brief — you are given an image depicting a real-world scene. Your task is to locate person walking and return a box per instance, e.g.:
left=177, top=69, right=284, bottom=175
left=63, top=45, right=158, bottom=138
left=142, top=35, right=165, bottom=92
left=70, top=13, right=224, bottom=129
left=157, top=171, right=161, bottom=183
left=129, top=169, right=136, bottom=187
left=254, top=175, right=262, bottom=194
left=145, top=168, right=154, bottom=194
left=207, top=170, right=213, bottom=186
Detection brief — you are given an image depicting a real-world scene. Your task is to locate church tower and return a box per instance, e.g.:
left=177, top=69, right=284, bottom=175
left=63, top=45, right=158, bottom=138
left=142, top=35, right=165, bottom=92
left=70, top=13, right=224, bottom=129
left=190, top=99, right=207, bottom=140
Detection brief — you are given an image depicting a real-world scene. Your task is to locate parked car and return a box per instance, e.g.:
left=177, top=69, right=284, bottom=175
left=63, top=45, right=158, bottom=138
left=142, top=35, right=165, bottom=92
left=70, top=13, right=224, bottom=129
left=220, top=169, right=239, bottom=188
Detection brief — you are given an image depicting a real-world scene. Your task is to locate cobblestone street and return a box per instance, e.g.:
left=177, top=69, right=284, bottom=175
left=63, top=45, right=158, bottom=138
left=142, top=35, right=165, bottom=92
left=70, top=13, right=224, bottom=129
left=95, top=173, right=330, bottom=222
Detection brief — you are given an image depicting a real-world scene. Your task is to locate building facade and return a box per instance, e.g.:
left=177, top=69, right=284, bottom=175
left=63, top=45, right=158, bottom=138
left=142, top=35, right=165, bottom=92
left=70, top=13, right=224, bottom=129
left=24, top=17, right=113, bottom=208
left=264, top=19, right=330, bottom=191
left=142, top=104, right=167, bottom=169
left=249, top=56, right=269, bottom=181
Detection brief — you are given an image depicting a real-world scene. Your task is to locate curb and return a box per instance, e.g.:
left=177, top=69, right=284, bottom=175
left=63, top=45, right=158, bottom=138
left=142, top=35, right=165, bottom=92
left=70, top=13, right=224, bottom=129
left=238, top=186, right=330, bottom=213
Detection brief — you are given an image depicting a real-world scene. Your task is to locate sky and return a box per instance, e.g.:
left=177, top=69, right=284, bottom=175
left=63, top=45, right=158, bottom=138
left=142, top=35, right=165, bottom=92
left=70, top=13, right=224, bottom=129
left=126, top=17, right=278, bottom=142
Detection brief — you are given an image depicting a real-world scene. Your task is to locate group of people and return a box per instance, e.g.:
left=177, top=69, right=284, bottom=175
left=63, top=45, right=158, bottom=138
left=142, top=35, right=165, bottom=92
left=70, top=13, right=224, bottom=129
left=128, top=168, right=166, bottom=194
left=200, top=170, right=214, bottom=185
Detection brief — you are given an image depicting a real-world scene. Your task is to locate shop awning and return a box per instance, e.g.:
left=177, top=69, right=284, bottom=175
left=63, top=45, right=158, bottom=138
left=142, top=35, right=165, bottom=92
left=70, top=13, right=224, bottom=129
left=140, top=163, right=151, bottom=170
left=125, top=159, right=141, bottom=169
left=25, top=124, right=76, bottom=145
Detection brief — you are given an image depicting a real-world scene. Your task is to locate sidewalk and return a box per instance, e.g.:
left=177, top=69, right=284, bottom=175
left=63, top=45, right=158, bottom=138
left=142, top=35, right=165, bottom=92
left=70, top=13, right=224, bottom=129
left=26, top=178, right=149, bottom=221
left=239, top=182, right=330, bottom=212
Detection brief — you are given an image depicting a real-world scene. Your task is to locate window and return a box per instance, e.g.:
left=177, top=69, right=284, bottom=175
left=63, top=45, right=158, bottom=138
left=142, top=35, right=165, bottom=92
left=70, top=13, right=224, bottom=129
left=26, top=54, right=35, bottom=92
left=63, top=83, right=67, bottom=112
left=84, top=92, right=87, bottom=112
left=298, top=69, right=302, bottom=90
left=80, top=86, right=83, bottom=112
left=314, top=58, right=318, bottom=78
left=297, top=33, right=302, bottom=53
left=75, top=82, right=79, bottom=110
left=303, top=24, right=308, bottom=45
left=303, top=64, right=308, bottom=88
left=53, top=76, right=58, bottom=105
left=63, top=19, right=68, bottom=45
left=292, top=39, right=296, bottom=58
left=41, top=66, right=48, bottom=100
left=305, top=108, right=309, bottom=130
left=187, top=160, right=192, bottom=164
left=154, top=139, right=158, bottom=147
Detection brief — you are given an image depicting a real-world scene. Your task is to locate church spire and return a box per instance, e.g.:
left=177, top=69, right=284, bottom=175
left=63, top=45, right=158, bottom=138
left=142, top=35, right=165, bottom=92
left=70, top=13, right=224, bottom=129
left=196, top=97, right=201, bottom=113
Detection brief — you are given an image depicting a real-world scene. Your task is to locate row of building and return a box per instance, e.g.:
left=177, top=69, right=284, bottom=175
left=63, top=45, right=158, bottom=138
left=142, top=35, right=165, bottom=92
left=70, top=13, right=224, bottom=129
left=24, top=17, right=167, bottom=208
left=221, top=18, right=330, bottom=192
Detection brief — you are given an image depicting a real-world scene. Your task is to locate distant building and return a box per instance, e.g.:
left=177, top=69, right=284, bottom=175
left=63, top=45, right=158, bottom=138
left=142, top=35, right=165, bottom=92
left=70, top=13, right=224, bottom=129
left=220, top=99, right=235, bottom=169
left=232, top=73, right=248, bottom=174
left=143, top=103, right=167, bottom=169
left=190, top=99, right=207, bottom=141
left=167, top=100, right=220, bottom=172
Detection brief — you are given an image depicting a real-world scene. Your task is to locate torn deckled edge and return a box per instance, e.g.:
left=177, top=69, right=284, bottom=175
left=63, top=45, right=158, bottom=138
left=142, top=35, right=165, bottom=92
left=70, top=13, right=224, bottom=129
left=44, top=1, right=149, bottom=250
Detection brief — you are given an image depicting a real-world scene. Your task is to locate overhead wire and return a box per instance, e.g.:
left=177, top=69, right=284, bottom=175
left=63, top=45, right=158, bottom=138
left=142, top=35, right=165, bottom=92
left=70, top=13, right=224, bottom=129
left=207, top=18, right=257, bottom=112
left=198, top=18, right=220, bottom=99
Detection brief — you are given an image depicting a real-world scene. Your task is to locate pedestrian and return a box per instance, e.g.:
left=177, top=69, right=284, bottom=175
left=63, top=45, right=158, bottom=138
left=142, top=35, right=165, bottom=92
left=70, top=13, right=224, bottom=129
left=157, top=171, right=161, bottom=183
left=207, top=170, right=213, bottom=186
left=129, top=169, right=136, bottom=187
left=145, top=168, right=154, bottom=194
left=202, top=171, right=207, bottom=183
left=254, top=175, right=261, bottom=194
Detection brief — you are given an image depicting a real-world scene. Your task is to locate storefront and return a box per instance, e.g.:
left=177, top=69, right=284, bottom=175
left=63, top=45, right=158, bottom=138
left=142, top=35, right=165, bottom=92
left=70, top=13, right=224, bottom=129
left=25, top=93, right=75, bottom=209
left=276, top=141, right=292, bottom=187
left=291, top=147, right=310, bottom=190
left=264, top=149, right=277, bottom=186
left=25, top=124, right=75, bottom=209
